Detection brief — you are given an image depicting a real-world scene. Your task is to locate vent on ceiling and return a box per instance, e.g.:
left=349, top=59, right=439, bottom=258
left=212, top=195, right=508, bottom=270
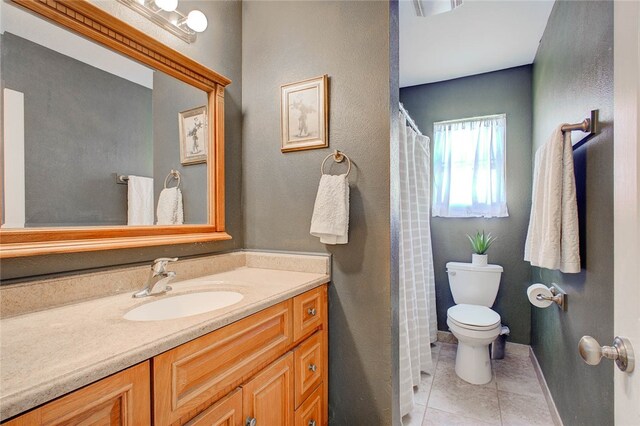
left=413, top=0, right=463, bottom=17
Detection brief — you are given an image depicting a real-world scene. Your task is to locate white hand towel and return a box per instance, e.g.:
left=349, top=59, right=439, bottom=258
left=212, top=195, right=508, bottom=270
left=524, top=126, right=580, bottom=273
left=310, top=174, right=350, bottom=245
left=127, top=175, right=154, bottom=226
left=156, top=187, right=184, bottom=225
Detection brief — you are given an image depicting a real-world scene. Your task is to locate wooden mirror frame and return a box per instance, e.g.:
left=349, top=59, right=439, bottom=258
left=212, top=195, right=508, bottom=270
left=0, top=0, right=231, bottom=258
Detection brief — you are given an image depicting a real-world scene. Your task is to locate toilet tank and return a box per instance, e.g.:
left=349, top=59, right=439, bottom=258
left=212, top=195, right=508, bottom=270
left=446, top=262, right=503, bottom=307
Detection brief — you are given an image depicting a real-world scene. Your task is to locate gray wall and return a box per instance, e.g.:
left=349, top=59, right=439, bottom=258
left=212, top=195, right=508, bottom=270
left=242, top=1, right=393, bottom=423
left=530, top=1, right=614, bottom=424
left=2, top=32, right=153, bottom=227
left=400, top=66, right=533, bottom=344
left=152, top=72, right=208, bottom=224
left=1, top=0, right=243, bottom=281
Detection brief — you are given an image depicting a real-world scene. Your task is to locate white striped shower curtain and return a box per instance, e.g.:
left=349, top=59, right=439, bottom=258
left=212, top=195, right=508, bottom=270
left=398, top=112, right=438, bottom=418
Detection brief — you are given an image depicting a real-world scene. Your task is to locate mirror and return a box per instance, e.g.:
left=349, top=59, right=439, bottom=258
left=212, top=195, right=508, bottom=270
left=0, top=0, right=230, bottom=257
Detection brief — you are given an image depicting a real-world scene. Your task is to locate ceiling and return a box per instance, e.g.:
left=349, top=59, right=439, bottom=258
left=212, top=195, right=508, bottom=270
left=400, top=0, right=555, bottom=88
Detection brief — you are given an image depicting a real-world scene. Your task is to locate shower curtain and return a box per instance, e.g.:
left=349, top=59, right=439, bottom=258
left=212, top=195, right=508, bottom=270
left=398, top=110, right=438, bottom=418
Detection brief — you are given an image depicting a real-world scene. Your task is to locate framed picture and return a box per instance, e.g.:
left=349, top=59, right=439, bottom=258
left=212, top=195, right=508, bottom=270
left=179, top=106, right=208, bottom=165
left=281, top=75, right=328, bottom=152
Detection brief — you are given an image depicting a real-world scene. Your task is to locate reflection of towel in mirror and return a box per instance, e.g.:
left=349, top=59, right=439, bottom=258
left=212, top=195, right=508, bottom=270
left=127, top=175, right=154, bottom=225
left=310, top=174, right=350, bottom=245
left=156, top=187, right=184, bottom=225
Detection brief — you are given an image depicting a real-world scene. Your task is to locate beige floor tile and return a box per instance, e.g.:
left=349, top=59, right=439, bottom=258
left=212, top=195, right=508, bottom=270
left=415, top=372, right=435, bottom=406
left=423, top=407, right=497, bottom=425
left=403, top=403, right=427, bottom=426
left=498, top=390, right=554, bottom=425
left=438, top=342, right=457, bottom=359
left=428, top=369, right=500, bottom=424
left=505, top=342, right=530, bottom=358
left=494, top=354, right=544, bottom=397
left=432, top=342, right=442, bottom=360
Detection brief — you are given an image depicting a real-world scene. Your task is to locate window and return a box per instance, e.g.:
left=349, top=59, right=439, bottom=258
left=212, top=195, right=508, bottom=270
left=432, top=114, right=508, bottom=218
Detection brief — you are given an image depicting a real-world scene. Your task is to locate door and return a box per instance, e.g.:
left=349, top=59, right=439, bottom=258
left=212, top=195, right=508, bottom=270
left=243, top=353, right=294, bottom=426
left=613, top=0, right=640, bottom=423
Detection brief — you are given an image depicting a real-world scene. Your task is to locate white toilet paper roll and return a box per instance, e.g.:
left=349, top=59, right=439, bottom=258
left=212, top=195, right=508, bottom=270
left=527, top=283, right=554, bottom=308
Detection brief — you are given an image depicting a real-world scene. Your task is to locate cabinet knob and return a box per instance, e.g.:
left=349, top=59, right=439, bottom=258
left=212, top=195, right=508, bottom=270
left=578, top=336, right=635, bottom=372
left=307, top=308, right=317, bottom=316
left=246, top=417, right=257, bottom=426
left=308, top=363, right=317, bottom=372
left=308, top=420, right=317, bottom=426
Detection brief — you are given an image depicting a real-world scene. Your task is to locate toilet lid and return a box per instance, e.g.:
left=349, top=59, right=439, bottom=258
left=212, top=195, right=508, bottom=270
left=447, top=304, right=500, bottom=329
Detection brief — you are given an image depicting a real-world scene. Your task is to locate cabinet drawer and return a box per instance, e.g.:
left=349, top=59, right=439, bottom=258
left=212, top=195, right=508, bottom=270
left=294, top=331, right=324, bottom=408
left=3, top=362, right=150, bottom=426
left=294, top=383, right=323, bottom=426
left=184, top=388, right=242, bottom=426
left=292, top=286, right=326, bottom=342
left=153, top=301, right=292, bottom=426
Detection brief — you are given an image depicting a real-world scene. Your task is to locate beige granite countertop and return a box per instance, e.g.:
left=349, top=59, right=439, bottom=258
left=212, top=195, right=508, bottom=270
left=0, top=252, right=330, bottom=421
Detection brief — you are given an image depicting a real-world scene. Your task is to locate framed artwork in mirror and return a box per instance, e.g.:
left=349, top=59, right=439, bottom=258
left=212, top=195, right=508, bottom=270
left=281, top=75, right=328, bottom=152
left=179, top=106, right=208, bottom=165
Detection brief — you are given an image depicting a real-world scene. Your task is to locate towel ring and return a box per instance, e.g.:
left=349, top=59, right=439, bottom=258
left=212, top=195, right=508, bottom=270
left=321, top=150, right=351, bottom=177
left=164, top=169, right=181, bottom=189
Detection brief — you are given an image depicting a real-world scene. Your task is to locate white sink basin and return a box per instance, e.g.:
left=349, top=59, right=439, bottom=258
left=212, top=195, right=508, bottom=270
left=124, top=291, right=244, bottom=321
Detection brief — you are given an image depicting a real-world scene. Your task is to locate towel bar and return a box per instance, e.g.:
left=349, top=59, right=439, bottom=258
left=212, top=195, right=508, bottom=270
left=321, top=150, right=351, bottom=177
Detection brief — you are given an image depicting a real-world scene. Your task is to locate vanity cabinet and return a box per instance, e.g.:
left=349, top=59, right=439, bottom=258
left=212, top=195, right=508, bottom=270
left=2, top=285, right=327, bottom=426
left=155, top=285, right=328, bottom=426
left=3, top=362, right=151, bottom=426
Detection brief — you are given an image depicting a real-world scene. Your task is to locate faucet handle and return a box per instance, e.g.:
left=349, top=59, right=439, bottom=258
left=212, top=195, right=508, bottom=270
left=152, top=257, right=178, bottom=273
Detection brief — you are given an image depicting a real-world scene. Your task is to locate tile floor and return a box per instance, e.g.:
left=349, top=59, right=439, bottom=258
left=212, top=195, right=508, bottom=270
left=402, top=342, right=556, bottom=426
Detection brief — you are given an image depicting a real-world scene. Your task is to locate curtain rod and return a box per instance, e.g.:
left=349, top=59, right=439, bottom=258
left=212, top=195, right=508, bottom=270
left=399, top=103, right=423, bottom=135
left=433, top=113, right=506, bottom=126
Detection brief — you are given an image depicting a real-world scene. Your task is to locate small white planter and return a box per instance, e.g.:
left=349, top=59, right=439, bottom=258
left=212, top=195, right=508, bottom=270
left=472, top=254, right=488, bottom=266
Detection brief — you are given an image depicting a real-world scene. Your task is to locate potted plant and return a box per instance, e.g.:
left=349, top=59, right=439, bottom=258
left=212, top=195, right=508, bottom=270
left=467, top=230, right=496, bottom=266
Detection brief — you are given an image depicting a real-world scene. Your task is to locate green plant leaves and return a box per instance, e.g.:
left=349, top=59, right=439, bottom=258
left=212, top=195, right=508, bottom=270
left=466, top=230, right=496, bottom=255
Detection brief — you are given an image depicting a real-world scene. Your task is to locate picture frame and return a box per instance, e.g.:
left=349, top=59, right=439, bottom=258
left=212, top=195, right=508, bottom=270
left=281, top=75, right=328, bottom=152
left=179, top=106, right=208, bottom=165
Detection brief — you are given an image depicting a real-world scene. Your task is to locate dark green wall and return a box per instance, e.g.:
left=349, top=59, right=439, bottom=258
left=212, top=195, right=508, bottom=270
left=241, top=1, right=394, bottom=423
left=400, top=66, right=533, bottom=344
left=531, top=1, right=614, bottom=425
left=0, top=0, right=243, bottom=281
left=2, top=33, right=152, bottom=227
left=152, top=72, right=208, bottom=224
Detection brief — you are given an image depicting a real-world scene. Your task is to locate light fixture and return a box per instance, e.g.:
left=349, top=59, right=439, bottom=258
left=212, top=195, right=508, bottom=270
left=154, top=0, right=177, bottom=12
left=413, top=0, right=463, bottom=17
left=116, top=0, right=208, bottom=43
left=185, top=10, right=208, bottom=33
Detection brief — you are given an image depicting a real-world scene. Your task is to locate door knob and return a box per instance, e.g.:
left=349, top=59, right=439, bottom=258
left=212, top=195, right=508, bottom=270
left=246, top=417, right=257, bottom=426
left=578, top=336, right=635, bottom=372
left=307, top=308, right=317, bottom=316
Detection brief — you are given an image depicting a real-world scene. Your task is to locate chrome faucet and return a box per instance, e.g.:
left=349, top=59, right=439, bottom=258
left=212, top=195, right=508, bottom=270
left=132, top=257, right=178, bottom=298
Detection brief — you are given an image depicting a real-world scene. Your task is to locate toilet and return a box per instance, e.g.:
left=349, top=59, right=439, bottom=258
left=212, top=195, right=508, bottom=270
left=446, top=261, right=503, bottom=385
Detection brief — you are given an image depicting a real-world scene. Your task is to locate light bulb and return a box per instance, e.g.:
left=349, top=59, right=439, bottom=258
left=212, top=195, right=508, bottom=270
left=154, top=0, right=178, bottom=12
left=186, top=10, right=208, bottom=33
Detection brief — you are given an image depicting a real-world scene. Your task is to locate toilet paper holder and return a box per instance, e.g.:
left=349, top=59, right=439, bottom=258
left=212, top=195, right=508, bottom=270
left=536, top=284, right=567, bottom=310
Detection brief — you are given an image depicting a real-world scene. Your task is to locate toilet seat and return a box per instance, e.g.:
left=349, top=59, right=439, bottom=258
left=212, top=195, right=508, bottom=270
left=447, top=304, right=500, bottom=331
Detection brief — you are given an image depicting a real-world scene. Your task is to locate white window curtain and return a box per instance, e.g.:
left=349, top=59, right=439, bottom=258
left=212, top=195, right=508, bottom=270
left=432, top=114, right=508, bottom=218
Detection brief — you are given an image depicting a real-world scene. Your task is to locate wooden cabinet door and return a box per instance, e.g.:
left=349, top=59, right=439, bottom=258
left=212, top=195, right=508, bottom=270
left=242, top=353, right=294, bottom=426
left=184, top=388, right=243, bottom=426
left=3, top=362, right=150, bottom=426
